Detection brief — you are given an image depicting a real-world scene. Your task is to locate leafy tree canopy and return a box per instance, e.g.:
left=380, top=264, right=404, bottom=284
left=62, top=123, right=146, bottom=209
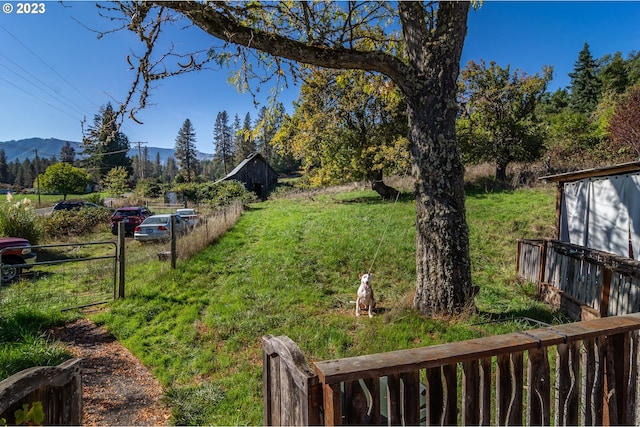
left=608, top=85, right=640, bottom=159
left=101, top=166, right=130, bottom=197
left=457, top=60, right=552, bottom=181
left=39, top=163, right=93, bottom=200
left=275, top=68, right=409, bottom=197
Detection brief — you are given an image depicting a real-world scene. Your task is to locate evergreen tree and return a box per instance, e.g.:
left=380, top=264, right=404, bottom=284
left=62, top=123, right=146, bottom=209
left=81, top=103, right=133, bottom=180
left=142, top=146, right=151, bottom=179
left=0, top=149, right=7, bottom=184
left=254, top=104, right=298, bottom=173
left=153, top=152, right=162, bottom=179
left=60, top=141, right=76, bottom=163
left=174, top=119, right=199, bottom=183
left=213, top=111, right=234, bottom=174
left=235, top=112, right=256, bottom=163
left=599, top=51, right=630, bottom=95
left=569, top=43, right=602, bottom=115
left=163, top=157, right=178, bottom=182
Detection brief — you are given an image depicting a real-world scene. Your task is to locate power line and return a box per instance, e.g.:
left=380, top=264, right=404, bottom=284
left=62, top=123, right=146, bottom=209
left=0, top=76, right=83, bottom=123
left=0, top=53, right=89, bottom=117
left=0, top=23, right=99, bottom=109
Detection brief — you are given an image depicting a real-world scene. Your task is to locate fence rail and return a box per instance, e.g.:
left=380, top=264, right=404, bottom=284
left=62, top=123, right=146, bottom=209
left=518, top=239, right=640, bottom=318
left=263, top=313, right=640, bottom=426
left=0, top=358, right=82, bottom=425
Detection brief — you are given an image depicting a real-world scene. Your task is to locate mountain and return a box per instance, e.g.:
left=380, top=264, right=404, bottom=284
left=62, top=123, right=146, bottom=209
left=0, top=138, right=213, bottom=164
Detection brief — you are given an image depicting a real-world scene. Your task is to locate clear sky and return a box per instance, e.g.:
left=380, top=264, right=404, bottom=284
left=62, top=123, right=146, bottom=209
left=1, top=1, right=639, bottom=156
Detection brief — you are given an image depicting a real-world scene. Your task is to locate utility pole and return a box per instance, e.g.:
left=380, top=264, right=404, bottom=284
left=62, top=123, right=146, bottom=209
left=34, top=149, right=41, bottom=207
left=135, top=141, right=147, bottom=180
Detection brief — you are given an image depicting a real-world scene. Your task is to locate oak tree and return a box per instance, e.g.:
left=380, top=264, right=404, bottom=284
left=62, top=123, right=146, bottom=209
left=114, top=1, right=474, bottom=316
left=39, top=163, right=93, bottom=200
left=457, top=60, right=551, bottom=181
left=275, top=68, right=409, bottom=197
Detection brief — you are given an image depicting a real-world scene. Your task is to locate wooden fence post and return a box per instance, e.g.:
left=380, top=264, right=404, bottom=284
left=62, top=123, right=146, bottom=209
left=117, top=221, right=125, bottom=298
left=170, top=215, right=177, bottom=269
left=0, top=358, right=83, bottom=425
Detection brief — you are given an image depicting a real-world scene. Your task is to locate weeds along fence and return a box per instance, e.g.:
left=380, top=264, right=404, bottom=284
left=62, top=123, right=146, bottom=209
left=264, top=313, right=640, bottom=426
left=125, top=199, right=244, bottom=267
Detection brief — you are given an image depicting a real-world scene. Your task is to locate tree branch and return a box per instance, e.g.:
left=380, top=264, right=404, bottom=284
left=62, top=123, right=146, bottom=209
left=153, top=1, right=411, bottom=90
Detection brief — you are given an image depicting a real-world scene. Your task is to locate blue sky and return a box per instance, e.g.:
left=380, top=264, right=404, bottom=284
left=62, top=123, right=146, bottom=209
left=1, top=1, right=639, bottom=156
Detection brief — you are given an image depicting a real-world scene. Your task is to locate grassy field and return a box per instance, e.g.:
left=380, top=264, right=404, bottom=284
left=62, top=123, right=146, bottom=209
left=79, top=185, right=556, bottom=425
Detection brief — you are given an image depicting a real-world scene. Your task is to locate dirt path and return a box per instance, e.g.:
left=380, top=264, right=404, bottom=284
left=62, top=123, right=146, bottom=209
left=49, top=318, right=171, bottom=426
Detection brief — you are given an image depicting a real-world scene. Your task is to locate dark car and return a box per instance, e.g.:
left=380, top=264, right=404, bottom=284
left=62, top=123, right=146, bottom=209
left=0, top=237, right=37, bottom=282
left=110, top=206, right=153, bottom=236
left=53, top=201, right=102, bottom=211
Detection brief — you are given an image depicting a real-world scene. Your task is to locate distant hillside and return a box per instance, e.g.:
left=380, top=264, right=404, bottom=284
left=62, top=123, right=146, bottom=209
left=0, top=138, right=212, bottom=165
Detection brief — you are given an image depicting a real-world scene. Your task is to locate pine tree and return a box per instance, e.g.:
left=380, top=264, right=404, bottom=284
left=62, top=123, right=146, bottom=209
left=153, top=152, right=162, bottom=179
left=81, top=103, right=132, bottom=180
left=600, top=51, right=630, bottom=95
left=60, top=141, right=76, bottom=164
left=235, top=112, right=256, bottom=163
left=213, top=111, right=234, bottom=174
left=569, top=43, right=602, bottom=115
left=174, top=119, right=199, bottom=183
left=0, top=149, right=7, bottom=184
left=163, top=157, right=178, bottom=182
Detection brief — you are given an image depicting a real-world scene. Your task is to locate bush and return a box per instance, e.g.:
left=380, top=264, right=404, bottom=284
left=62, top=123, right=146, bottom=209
left=85, top=193, right=103, bottom=205
left=42, top=208, right=112, bottom=239
left=134, top=179, right=167, bottom=199
left=0, top=195, right=42, bottom=243
left=173, top=181, right=255, bottom=206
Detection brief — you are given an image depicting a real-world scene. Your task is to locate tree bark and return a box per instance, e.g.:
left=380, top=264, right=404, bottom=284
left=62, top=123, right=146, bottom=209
left=399, top=2, right=474, bottom=316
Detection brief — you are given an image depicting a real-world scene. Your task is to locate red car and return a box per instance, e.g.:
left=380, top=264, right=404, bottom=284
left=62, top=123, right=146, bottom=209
left=0, top=237, right=37, bottom=282
left=110, top=206, right=153, bottom=236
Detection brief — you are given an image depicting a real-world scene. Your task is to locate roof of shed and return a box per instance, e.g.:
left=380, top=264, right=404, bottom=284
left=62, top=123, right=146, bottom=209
left=539, top=161, right=640, bottom=184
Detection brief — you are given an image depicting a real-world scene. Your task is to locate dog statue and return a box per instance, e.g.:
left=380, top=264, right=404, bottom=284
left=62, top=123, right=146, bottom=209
left=356, top=273, right=375, bottom=318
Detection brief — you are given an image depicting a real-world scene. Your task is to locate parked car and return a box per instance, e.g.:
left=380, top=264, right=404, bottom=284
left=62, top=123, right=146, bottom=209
left=0, top=237, right=37, bottom=282
left=175, top=208, right=199, bottom=228
left=53, top=201, right=103, bottom=211
left=110, top=206, right=153, bottom=236
left=133, top=214, right=188, bottom=242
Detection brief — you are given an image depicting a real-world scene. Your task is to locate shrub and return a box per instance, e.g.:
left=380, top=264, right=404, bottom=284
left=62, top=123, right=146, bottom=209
left=85, top=193, right=103, bottom=205
left=173, top=181, right=255, bottom=206
left=42, top=208, right=112, bottom=239
left=0, top=195, right=42, bottom=243
left=134, top=179, right=167, bottom=199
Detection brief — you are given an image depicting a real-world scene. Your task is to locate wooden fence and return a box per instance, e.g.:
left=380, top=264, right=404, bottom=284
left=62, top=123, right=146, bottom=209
left=263, top=314, right=640, bottom=426
left=517, top=239, right=640, bottom=319
left=0, top=358, right=82, bottom=425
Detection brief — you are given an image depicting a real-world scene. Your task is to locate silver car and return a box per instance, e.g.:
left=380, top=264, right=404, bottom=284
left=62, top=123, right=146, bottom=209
left=133, top=214, right=188, bottom=242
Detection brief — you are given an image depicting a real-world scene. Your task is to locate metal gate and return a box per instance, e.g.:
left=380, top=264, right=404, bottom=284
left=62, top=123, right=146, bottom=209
left=0, top=241, right=118, bottom=311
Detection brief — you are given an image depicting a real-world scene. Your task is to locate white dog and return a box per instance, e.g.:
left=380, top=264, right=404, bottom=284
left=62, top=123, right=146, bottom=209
left=356, top=273, right=375, bottom=318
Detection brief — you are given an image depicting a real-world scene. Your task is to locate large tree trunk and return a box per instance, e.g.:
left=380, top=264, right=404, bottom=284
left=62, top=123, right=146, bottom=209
left=400, top=2, right=474, bottom=316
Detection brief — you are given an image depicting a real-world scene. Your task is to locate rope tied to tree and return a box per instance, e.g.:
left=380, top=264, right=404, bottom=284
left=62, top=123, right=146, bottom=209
left=368, top=189, right=402, bottom=275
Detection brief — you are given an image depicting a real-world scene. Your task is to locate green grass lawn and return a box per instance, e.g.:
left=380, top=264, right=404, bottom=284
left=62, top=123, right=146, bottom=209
left=80, top=185, right=558, bottom=425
